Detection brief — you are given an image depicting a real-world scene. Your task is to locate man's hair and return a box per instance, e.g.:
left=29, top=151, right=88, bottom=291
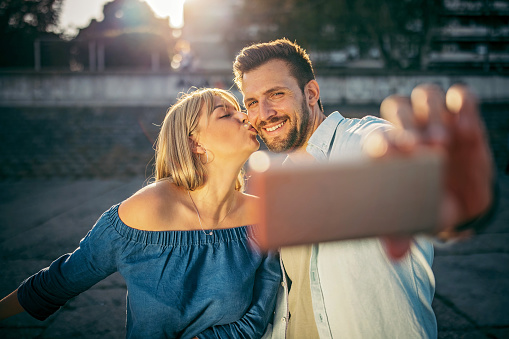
left=233, top=38, right=323, bottom=111
left=155, top=88, right=244, bottom=191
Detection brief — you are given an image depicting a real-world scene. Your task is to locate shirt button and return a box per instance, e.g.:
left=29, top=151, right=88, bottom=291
left=319, top=314, right=323, bottom=322
left=281, top=281, right=286, bottom=287
left=281, top=317, right=286, bottom=323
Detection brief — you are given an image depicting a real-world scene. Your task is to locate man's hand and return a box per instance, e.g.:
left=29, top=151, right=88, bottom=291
left=377, top=84, right=495, bottom=259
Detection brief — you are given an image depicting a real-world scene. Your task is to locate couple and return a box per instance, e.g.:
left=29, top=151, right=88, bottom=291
left=0, top=39, right=495, bottom=338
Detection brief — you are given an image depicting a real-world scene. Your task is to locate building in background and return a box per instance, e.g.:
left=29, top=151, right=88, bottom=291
left=179, top=0, right=243, bottom=72
left=427, top=0, right=509, bottom=71
left=72, top=0, right=176, bottom=71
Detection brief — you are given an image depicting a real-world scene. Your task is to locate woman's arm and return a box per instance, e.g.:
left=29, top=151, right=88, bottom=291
left=0, top=289, right=24, bottom=320
left=196, top=250, right=281, bottom=339
left=16, top=207, right=120, bottom=321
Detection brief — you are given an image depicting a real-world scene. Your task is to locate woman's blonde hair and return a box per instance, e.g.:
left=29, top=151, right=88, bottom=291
left=155, top=88, right=245, bottom=191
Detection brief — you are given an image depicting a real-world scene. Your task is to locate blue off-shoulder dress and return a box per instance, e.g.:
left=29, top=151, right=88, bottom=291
left=17, top=204, right=280, bottom=339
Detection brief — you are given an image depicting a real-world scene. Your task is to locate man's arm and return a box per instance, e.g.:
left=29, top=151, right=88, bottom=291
left=378, top=84, right=496, bottom=258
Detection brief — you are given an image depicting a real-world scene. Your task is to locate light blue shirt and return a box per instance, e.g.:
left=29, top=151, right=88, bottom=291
left=270, top=112, right=437, bottom=338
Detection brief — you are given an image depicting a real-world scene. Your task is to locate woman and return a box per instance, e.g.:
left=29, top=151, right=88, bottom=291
left=0, top=88, right=280, bottom=338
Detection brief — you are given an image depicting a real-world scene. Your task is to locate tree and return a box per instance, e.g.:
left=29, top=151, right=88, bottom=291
left=0, top=0, right=64, bottom=68
left=234, top=0, right=443, bottom=70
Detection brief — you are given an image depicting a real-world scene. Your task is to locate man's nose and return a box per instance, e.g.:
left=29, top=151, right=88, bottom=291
left=258, top=99, right=276, bottom=122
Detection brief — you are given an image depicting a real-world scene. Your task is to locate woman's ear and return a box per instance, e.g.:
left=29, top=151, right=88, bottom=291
left=189, top=137, right=205, bottom=155
left=305, top=80, right=320, bottom=107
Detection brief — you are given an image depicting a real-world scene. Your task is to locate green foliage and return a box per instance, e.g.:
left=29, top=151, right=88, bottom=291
left=0, top=0, right=64, bottom=67
left=0, top=0, right=63, bottom=35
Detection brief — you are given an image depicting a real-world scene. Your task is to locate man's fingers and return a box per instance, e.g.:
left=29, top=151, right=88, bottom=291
left=382, top=236, right=413, bottom=260
left=446, top=84, right=479, bottom=119
left=364, top=132, right=389, bottom=158
left=410, top=84, right=449, bottom=144
left=380, top=95, right=415, bottom=129
left=446, top=85, right=484, bottom=142
left=379, top=95, right=419, bottom=153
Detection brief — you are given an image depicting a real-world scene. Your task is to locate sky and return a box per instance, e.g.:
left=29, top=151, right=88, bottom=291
left=59, top=0, right=185, bottom=36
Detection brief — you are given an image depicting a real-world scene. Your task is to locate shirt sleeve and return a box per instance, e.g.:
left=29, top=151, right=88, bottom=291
left=17, top=207, right=121, bottom=321
left=197, top=250, right=281, bottom=339
left=327, top=115, right=393, bottom=160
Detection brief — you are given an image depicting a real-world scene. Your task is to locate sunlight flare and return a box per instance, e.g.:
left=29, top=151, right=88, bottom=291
left=143, top=0, right=185, bottom=28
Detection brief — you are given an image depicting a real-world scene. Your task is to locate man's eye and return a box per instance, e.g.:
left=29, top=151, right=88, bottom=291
left=272, top=92, right=284, bottom=98
left=247, top=101, right=257, bottom=108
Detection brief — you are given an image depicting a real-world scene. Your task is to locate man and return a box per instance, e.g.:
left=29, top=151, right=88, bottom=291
left=233, top=39, right=496, bottom=338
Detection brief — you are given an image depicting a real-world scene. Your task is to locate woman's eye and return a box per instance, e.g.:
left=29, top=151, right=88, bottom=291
left=220, top=114, right=231, bottom=119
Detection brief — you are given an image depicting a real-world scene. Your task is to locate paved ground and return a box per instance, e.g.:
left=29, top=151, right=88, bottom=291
left=0, top=104, right=508, bottom=338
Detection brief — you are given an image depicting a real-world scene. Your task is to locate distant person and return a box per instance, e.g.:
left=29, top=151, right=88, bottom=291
left=233, top=38, right=496, bottom=338
left=0, top=88, right=280, bottom=338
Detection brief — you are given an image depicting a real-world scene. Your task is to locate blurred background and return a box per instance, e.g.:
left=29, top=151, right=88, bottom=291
left=0, top=0, right=508, bottom=178
left=0, top=0, right=508, bottom=338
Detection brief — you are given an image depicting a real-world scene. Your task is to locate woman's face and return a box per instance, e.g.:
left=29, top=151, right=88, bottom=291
left=194, top=95, right=259, bottom=162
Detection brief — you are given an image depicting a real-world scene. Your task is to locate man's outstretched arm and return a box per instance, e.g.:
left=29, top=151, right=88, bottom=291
left=378, top=84, right=496, bottom=258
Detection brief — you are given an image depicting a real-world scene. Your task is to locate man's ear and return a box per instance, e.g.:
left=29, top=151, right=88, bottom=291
left=305, top=80, right=320, bottom=107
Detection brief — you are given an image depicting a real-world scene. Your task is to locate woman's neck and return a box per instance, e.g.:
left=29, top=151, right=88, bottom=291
left=188, top=162, right=243, bottom=219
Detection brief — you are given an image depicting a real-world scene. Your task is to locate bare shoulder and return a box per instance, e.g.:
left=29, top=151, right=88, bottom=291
left=238, top=192, right=260, bottom=225
left=118, top=180, right=179, bottom=230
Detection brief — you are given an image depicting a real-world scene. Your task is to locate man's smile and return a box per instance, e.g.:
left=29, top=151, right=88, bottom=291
left=263, top=120, right=287, bottom=133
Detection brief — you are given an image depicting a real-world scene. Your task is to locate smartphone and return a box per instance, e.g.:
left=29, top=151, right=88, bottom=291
left=248, top=150, right=443, bottom=251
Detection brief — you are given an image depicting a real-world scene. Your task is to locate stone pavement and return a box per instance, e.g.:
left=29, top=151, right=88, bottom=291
left=0, top=178, right=140, bottom=339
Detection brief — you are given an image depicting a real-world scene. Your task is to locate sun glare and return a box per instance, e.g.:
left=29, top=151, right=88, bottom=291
left=143, top=0, right=186, bottom=28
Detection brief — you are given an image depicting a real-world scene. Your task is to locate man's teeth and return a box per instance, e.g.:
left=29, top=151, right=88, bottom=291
left=265, top=121, right=285, bottom=132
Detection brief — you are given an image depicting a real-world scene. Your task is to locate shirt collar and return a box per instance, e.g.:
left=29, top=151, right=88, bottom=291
left=306, top=112, right=344, bottom=162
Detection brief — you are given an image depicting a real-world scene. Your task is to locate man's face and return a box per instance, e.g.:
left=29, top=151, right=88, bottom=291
left=241, top=59, right=311, bottom=153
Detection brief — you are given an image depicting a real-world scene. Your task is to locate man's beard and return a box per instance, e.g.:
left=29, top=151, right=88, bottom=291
left=261, top=99, right=310, bottom=153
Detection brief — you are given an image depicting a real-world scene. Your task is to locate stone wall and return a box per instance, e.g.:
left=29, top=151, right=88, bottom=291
left=0, top=71, right=508, bottom=107
left=318, top=74, right=509, bottom=104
